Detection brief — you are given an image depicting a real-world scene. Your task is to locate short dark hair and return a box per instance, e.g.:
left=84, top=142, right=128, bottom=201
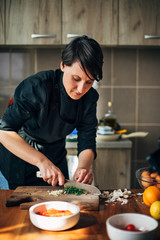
left=61, top=35, right=103, bottom=81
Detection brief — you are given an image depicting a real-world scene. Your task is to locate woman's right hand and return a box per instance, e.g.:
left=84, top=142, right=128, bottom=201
left=0, top=130, right=65, bottom=187
left=38, top=160, right=65, bottom=187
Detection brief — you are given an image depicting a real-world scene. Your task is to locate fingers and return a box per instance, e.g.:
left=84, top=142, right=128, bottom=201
left=51, top=177, right=58, bottom=186
left=45, top=175, right=65, bottom=186
left=58, top=174, right=65, bottom=186
left=47, top=178, right=52, bottom=185
left=44, top=176, right=58, bottom=186
left=41, top=168, right=65, bottom=187
left=74, top=169, right=85, bottom=182
left=74, top=169, right=93, bottom=185
left=82, top=171, right=93, bottom=184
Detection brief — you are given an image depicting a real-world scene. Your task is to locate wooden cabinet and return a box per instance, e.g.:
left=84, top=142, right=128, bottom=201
left=63, top=0, right=160, bottom=46
left=0, top=0, right=5, bottom=44
left=66, top=140, right=132, bottom=190
left=93, top=147, right=131, bottom=190
left=62, top=0, right=118, bottom=45
left=118, top=0, right=160, bottom=46
left=3, top=0, right=117, bottom=46
left=3, top=0, right=160, bottom=46
left=5, top=0, right=61, bottom=45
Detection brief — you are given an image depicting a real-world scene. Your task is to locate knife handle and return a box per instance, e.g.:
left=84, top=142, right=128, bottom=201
left=36, top=171, right=42, bottom=178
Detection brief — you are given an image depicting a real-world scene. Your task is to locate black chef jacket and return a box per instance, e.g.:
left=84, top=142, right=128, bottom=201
left=0, top=69, right=98, bottom=189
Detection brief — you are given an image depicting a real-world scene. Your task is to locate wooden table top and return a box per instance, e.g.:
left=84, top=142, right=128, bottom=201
left=0, top=189, right=160, bottom=240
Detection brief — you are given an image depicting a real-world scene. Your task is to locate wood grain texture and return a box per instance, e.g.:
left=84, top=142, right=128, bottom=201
left=62, top=0, right=118, bottom=45
left=93, top=148, right=131, bottom=190
left=5, top=186, right=99, bottom=211
left=1, top=189, right=160, bottom=240
left=2, top=0, right=160, bottom=46
left=5, top=0, right=61, bottom=45
left=119, top=0, right=160, bottom=45
left=0, top=0, right=5, bottom=44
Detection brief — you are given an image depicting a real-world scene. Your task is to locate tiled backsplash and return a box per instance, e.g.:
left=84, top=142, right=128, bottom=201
left=0, top=47, right=160, bottom=188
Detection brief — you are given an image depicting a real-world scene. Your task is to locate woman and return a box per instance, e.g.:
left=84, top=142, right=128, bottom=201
left=0, top=36, right=103, bottom=189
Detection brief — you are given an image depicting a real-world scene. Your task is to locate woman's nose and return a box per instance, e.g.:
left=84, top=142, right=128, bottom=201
left=77, top=82, right=85, bottom=93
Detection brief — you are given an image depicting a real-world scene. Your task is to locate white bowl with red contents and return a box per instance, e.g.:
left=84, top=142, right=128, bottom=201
left=106, top=213, right=158, bottom=240
left=29, top=201, right=80, bottom=231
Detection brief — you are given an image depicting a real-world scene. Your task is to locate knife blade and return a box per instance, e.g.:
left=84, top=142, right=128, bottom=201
left=36, top=171, right=101, bottom=196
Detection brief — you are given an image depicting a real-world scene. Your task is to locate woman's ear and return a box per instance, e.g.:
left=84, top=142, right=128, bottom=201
left=60, top=61, right=65, bottom=72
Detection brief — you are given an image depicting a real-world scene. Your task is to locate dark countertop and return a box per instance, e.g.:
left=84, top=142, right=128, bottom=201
left=66, top=139, right=132, bottom=149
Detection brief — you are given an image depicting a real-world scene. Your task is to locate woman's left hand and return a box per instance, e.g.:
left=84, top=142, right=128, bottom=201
left=73, top=168, right=93, bottom=185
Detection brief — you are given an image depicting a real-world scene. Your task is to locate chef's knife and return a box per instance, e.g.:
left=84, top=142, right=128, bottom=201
left=36, top=171, right=101, bottom=196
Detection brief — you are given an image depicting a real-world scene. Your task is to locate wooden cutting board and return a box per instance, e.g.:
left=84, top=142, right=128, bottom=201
left=6, top=186, right=99, bottom=211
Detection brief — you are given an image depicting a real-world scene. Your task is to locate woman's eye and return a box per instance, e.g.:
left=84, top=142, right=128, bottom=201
left=86, top=81, right=93, bottom=85
left=73, top=78, right=80, bottom=82
left=73, top=77, right=93, bottom=86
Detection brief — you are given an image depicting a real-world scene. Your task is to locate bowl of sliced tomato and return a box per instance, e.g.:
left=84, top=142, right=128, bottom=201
left=106, top=213, right=158, bottom=240
left=29, top=201, right=80, bottom=231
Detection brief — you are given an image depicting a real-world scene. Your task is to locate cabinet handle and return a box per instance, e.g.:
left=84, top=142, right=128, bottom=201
left=67, top=34, right=92, bottom=38
left=31, top=34, right=56, bottom=38
left=144, top=35, right=160, bottom=39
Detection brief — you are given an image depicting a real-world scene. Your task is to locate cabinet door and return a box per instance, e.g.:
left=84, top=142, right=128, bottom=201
left=6, top=0, right=61, bottom=45
left=62, top=0, right=118, bottom=45
left=119, top=0, right=160, bottom=46
left=0, top=0, right=5, bottom=44
left=93, top=149, right=131, bottom=190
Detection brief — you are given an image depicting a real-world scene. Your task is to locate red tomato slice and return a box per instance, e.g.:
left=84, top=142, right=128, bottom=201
left=125, top=224, right=136, bottom=231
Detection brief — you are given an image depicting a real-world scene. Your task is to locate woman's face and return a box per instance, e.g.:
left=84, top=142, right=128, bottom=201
left=61, top=61, right=94, bottom=100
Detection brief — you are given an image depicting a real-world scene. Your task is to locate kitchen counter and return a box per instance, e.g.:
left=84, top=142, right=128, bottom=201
left=66, top=139, right=132, bottom=149
left=0, top=189, right=159, bottom=240
left=66, top=140, right=132, bottom=190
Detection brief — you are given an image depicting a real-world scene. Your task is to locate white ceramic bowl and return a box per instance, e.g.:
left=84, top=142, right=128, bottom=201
left=29, top=201, right=80, bottom=231
left=106, top=213, right=158, bottom=240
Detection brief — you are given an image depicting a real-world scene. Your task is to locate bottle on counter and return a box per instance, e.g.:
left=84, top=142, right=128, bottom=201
left=103, top=101, right=117, bottom=130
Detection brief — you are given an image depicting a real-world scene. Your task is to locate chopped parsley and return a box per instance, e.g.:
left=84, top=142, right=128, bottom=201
left=64, top=186, right=86, bottom=195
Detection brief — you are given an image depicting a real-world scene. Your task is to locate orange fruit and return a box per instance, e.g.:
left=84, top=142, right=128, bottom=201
left=141, top=170, right=153, bottom=188
left=150, top=172, right=158, bottom=178
left=155, top=175, right=160, bottom=189
left=157, top=183, right=160, bottom=189
left=156, top=175, right=160, bottom=183
left=141, top=171, right=150, bottom=177
left=141, top=177, right=153, bottom=188
left=150, top=201, right=160, bottom=220
left=143, top=186, right=160, bottom=207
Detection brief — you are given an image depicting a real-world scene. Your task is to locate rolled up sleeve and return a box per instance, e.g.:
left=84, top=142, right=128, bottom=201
left=77, top=89, right=99, bottom=159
